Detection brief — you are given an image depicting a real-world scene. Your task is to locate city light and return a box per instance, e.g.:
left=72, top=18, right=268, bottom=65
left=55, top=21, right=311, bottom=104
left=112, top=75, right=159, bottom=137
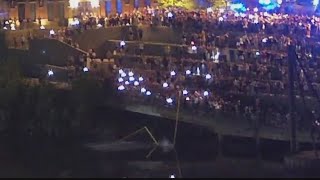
left=129, top=77, right=135, bottom=81
left=205, top=74, right=212, bottom=80
left=312, top=0, right=319, bottom=8
left=166, top=98, right=173, bottom=104
left=277, top=0, right=283, bottom=4
left=118, top=85, right=125, bottom=91
left=196, top=67, right=200, bottom=76
left=49, top=29, right=55, bottom=35
left=168, top=12, right=173, bottom=18
left=119, top=69, right=124, bottom=74
left=218, top=17, right=224, bottom=22
left=191, top=45, right=197, bottom=51
left=170, top=71, right=176, bottom=76
left=69, top=0, right=79, bottom=8
left=146, top=91, right=151, bottom=96
left=186, top=70, right=191, bottom=75
left=118, top=77, right=124, bottom=82
left=120, top=41, right=126, bottom=47
left=121, top=72, right=127, bottom=77
left=128, top=71, right=134, bottom=77
left=134, top=81, right=139, bottom=86
left=40, top=25, right=45, bottom=30
left=186, top=97, right=190, bottom=101
left=204, top=91, right=209, bottom=96
left=83, top=67, right=89, bottom=72
left=138, top=77, right=144, bottom=81
left=125, top=81, right=130, bottom=85
left=97, top=24, right=102, bottom=28
left=90, top=0, right=100, bottom=8
left=163, top=82, right=169, bottom=88
left=254, top=7, right=258, bottom=12
left=141, top=87, right=147, bottom=93
left=207, top=7, right=213, bottom=13
left=183, top=90, right=188, bottom=95
left=170, top=174, right=175, bottom=178
left=10, top=24, right=15, bottom=31
left=48, top=70, right=54, bottom=76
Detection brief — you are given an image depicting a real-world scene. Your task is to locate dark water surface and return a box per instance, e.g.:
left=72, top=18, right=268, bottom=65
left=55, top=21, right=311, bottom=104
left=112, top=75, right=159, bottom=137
left=0, top=108, right=315, bottom=178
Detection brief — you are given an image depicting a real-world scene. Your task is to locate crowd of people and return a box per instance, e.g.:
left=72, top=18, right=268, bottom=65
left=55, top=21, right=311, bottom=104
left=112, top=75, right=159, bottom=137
left=5, top=6, right=320, bottom=132
left=94, top=8, right=320, bottom=132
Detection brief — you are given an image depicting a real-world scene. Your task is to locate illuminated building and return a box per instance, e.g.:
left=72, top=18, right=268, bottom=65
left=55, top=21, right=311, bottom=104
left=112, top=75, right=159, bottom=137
left=1, top=0, right=155, bottom=23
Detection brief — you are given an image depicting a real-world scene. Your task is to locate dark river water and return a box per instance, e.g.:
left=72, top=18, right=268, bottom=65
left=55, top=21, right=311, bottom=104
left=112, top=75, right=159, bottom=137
left=0, top=108, right=316, bottom=178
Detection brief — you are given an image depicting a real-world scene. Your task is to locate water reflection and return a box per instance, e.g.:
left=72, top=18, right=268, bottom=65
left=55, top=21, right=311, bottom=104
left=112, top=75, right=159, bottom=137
left=0, top=109, right=310, bottom=178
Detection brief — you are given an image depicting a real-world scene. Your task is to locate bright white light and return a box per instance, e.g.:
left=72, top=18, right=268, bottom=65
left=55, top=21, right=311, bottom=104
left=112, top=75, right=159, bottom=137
left=70, top=19, right=80, bottom=26
left=254, top=19, right=259, bottom=24
left=191, top=45, right=197, bottom=51
left=186, top=70, right=191, bottom=75
left=191, top=41, right=194, bottom=45
left=205, top=74, right=212, bottom=80
left=138, top=77, right=144, bottom=81
left=196, top=67, right=200, bottom=76
left=254, top=7, right=258, bottom=12
left=204, top=91, right=209, bottom=96
left=125, top=81, right=130, bottom=85
left=97, top=24, right=102, bottom=28
left=90, top=0, right=100, bottom=8
left=299, top=22, right=302, bottom=26
left=5, top=21, right=9, bottom=25
left=218, top=17, right=224, bottom=22
left=49, top=29, right=55, bottom=35
left=166, top=98, right=173, bottom=104
left=183, top=90, right=188, bottom=95
left=134, top=81, right=139, bottom=86
left=121, top=72, right=127, bottom=77
left=118, top=77, right=124, bottom=82
left=128, top=71, right=134, bottom=77
left=69, top=0, right=80, bottom=8
left=186, top=97, right=190, bottom=101
left=129, top=77, right=135, bottom=81
left=219, top=9, right=225, bottom=13
left=119, top=69, right=124, bottom=74
left=83, top=67, right=89, bottom=72
left=163, top=82, right=169, bottom=88
left=168, top=12, right=173, bottom=18
left=120, top=41, right=126, bottom=47
left=48, top=70, right=54, bottom=76
left=170, top=71, right=176, bottom=76
left=277, top=0, right=282, bottom=4
left=10, top=24, right=15, bottom=31
left=207, top=7, right=213, bottom=13
left=3, top=27, right=7, bottom=30
left=141, top=87, right=146, bottom=93
left=146, top=91, right=151, bottom=96
left=118, top=85, right=125, bottom=91
left=40, top=25, right=45, bottom=30
left=170, top=174, right=175, bottom=178
left=262, top=38, right=267, bottom=43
